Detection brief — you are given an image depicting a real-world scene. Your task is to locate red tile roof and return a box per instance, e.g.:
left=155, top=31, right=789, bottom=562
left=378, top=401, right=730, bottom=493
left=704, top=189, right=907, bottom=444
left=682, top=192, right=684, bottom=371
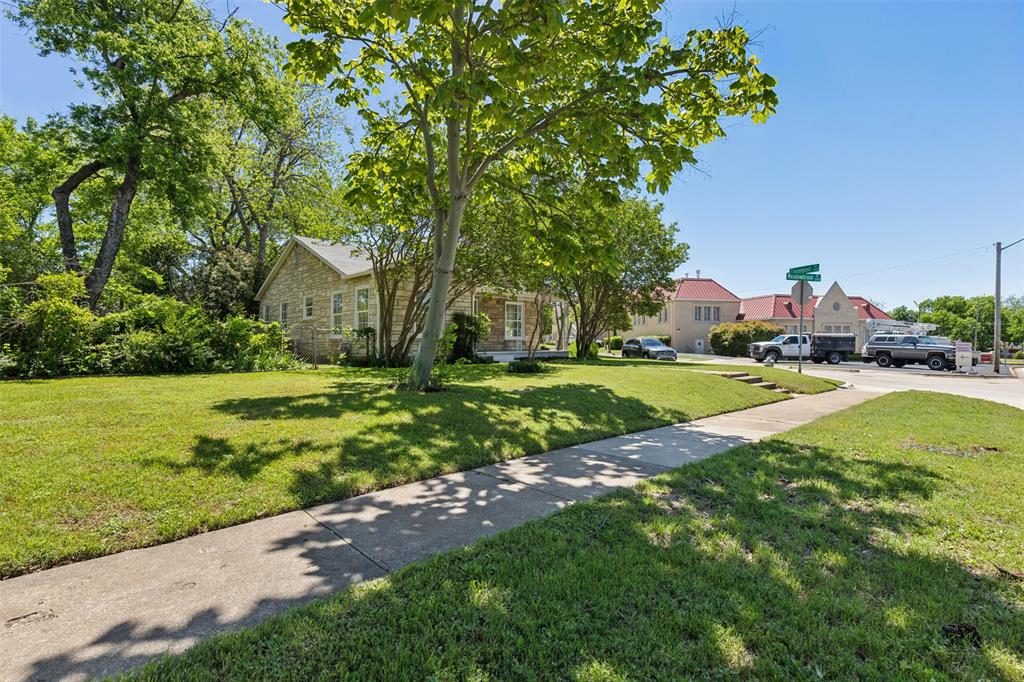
left=848, top=297, right=892, bottom=320
left=738, top=294, right=891, bottom=320
left=670, top=278, right=740, bottom=302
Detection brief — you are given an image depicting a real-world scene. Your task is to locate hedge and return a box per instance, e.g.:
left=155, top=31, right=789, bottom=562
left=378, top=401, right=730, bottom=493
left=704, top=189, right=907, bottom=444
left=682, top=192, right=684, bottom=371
left=708, top=321, right=785, bottom=357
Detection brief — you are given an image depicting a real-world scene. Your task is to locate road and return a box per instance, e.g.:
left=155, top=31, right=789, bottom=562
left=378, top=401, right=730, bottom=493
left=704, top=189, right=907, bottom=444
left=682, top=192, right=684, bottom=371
left=675, top=355, right=1024, bottom=409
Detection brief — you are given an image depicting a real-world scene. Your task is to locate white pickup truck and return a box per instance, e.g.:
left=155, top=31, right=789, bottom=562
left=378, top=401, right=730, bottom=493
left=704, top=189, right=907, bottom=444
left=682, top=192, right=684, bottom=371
left=748, top=334, right=810, bottom=362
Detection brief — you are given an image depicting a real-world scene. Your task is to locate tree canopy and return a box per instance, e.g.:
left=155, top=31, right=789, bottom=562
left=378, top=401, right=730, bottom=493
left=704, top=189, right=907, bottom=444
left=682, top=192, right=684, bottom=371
left=283, top=0, right=777, bottom=385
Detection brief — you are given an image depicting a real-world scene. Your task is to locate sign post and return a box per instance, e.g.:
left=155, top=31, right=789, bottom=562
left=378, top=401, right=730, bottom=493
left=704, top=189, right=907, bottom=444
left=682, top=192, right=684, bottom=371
left=787, top=265, right=821, bottom=373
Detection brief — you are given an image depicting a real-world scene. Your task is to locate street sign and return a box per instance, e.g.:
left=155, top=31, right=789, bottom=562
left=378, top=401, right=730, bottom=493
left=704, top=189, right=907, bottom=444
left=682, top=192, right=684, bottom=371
left=788, top=263, right=820, bottom=276
left=786, top=272, right=821, bottom=282
left=791, top=281, right=813, bottom=306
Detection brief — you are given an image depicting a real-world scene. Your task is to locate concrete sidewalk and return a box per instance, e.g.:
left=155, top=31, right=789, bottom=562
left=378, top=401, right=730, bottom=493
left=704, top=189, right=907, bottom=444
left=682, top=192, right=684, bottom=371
left=0, top=388, right=871, bottom=682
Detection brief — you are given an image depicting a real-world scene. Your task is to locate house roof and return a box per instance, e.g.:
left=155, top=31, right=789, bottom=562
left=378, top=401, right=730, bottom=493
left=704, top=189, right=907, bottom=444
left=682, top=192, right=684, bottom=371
left=292, top=236, right=372, bottom=275
left=669, top=278, right=740, bottom=301
left=255, top=236, right=373, bottom=300
left=848, top=297, right=892, bottom=320
left=738, top=294, right=892, bottom=320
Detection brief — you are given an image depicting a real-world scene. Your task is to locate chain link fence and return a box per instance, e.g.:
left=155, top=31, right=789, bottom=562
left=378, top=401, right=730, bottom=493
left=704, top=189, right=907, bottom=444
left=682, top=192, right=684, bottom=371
left=285, top=323, right=375, bottom=367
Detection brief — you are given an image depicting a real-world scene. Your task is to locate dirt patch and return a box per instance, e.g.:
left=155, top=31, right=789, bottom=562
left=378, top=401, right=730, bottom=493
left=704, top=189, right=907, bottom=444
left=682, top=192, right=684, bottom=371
left=902, top=439, right=1001, bottom=458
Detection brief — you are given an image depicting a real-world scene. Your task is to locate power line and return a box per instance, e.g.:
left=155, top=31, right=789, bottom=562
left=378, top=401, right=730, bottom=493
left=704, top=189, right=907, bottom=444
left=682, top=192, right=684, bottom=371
left=729, top=243, right=994, bottom=297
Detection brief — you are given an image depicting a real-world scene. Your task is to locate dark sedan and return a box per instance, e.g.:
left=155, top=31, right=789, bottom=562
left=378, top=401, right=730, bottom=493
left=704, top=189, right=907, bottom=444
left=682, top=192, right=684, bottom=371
left=621, top=337, right=677, bottom=360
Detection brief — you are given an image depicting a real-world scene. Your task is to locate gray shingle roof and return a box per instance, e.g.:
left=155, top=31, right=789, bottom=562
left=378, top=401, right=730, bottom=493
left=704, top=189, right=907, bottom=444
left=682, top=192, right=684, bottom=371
left=293, top=235, right=372, bottom=275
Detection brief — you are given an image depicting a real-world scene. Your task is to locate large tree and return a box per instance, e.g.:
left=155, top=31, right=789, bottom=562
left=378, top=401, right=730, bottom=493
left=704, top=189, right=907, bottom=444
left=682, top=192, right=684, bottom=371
left=284, top=0, right=777, bottom=387
left=551, top=194, right=688, bottom=358
left=0, top=116, right=67, bottom=282
left=7, top=0, right=282, bottom=307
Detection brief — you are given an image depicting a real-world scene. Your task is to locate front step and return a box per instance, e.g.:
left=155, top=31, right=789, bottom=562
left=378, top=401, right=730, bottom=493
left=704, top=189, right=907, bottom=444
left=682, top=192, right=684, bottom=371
left=752, top=381, right=777, bottom=390
left=735, top=375, right=762, bottom=384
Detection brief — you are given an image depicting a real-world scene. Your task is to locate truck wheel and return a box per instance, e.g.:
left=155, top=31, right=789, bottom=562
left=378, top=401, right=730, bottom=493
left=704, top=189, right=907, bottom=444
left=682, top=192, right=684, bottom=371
left=927, top=355, right=946, bottom=371
left=766, top=350, right=780, bottom=363
left=827, top=351, right=842, bottom=365
left=876, top=353, right=893, bottom=368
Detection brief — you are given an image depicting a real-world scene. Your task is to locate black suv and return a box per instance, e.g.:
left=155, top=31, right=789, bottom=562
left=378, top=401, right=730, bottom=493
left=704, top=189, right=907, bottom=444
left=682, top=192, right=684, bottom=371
left=860, top=334, right=955, bottom=371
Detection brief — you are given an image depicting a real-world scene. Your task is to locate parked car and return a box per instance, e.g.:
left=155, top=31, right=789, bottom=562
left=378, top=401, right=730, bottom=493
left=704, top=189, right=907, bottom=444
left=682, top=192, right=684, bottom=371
left=748, top=334, right=810, bottom=363
left=621, top=337, right=677, bottom=361
left=860, top=334, right=958, bottom=370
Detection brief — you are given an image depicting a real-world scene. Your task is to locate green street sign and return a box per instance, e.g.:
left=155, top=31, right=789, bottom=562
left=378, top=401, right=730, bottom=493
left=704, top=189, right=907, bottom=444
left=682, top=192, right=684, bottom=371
left=787, top=272, right=821, bottom=282
left=788, top=263, right=820, bottom=276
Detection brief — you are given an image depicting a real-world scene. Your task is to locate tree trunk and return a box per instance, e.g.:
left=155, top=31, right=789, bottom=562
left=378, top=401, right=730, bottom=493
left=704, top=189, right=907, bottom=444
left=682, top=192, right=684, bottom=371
left=85, top=154, right=141, bottom=307
left=52, top=160, right=106, bottom=274
left=410, top=198, right=465, bottom=386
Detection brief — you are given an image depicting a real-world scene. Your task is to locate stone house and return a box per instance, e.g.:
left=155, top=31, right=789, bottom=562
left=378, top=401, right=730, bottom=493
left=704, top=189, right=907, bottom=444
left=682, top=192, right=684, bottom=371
left=255, top=236, right=542, bottom=361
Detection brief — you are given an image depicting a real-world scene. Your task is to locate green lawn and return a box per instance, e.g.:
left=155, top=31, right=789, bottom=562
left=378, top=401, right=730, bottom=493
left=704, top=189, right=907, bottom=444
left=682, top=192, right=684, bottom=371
left=0, top=361, right=830, bottom=578
left=126, top=392, right=1024, bottom=680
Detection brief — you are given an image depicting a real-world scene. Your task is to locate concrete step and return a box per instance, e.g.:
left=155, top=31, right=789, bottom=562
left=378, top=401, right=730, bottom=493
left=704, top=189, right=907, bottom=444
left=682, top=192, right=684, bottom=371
left=753, top=381, right=778, bottom=390
left=735, top=375, right=762, bottom=384
left=716, top=371, right=750, bottom=379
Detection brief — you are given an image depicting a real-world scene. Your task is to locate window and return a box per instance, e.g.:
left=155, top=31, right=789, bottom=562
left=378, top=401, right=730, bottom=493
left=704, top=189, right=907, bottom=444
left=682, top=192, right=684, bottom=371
left=658, top=307, right=669, bottom=323
left=279, top=302, right=288, bottom=327
left=303, top=295, right=314, bottom=319
left=704, top=306, right=712, bottom=321
left=842, top=325, right=851, bottom=333
left=713, top=306, right=720, bottom=322
left=262, top=303, right=270, bottom=322
left=331, top=292, right=344, bottom=334
left=355, top=288, right=369, bottom=329
left=694, top=306, right=701, bottom=321
left=505, top=301, right=524, bottom=339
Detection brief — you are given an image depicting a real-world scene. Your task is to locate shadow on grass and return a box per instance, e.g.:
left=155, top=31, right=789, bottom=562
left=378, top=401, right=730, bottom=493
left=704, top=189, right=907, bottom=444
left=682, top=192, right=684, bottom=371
left=160, top=380, right=682, bottom=496
left=29, top=437, right=1022, bottom=680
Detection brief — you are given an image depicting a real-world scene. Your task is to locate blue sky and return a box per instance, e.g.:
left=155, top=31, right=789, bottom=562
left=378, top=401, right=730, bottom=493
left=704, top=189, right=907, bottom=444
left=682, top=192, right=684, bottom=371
left=2, top=1, right=1021, bottom=308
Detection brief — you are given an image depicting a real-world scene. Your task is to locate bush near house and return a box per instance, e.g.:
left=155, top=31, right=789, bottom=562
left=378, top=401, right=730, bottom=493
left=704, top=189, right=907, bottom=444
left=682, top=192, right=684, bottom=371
left=568, top=340, right=599, bottom=360
left=3, top=274, right=296, bottom=377
left=609, top=335, right=623, bottom=351
left=709, top=320, right=785, bottom=357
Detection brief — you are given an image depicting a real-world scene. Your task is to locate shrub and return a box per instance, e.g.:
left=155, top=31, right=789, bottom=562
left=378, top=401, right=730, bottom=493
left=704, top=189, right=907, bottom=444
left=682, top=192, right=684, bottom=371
left=508, top=358, right=544, bottom=373
left=6, top=277, right=296, bottom=377
left=609, top=335, right=623, bottom=351
left=708, top=321, right=785, bottom=357
left=568, top=340, right=599, bottom=360
left=655, top=335, right=671, bottom=346
left=450, top=311, right=491, bottom=361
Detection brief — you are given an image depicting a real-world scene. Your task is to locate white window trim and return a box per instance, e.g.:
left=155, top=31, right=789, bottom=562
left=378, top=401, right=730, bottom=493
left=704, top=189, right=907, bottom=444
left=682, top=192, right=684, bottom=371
left=355, top=286, right=370, bottom=329
left=262, top=303, right=270, bottom=322
left=505, top=301, right=524, bottom=340
left=330, top=291, right=345, bottom=338
left=303, top=294, right=314, bottom=320
left=279, top=301, right=289, bottom=326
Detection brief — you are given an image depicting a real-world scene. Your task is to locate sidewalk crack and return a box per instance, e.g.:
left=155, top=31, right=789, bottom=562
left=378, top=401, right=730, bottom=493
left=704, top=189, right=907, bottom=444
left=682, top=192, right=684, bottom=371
left=302, top=509, right=390, bottom=574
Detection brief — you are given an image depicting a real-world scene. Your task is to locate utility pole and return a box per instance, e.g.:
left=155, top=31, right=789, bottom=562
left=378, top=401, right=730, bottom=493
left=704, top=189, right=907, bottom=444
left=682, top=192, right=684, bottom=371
left=994, top=237, right=1024, bottom=375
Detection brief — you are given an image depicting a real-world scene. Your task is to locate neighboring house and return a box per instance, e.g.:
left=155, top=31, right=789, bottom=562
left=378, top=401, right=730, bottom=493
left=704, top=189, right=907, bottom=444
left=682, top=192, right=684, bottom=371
left=627, top=277, right=892, bottom=353
left=627, top=278, right=741, bottom=353
left=737, top=281, right=892, bottom=345
left=255, top=236, right=541, bottom=360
